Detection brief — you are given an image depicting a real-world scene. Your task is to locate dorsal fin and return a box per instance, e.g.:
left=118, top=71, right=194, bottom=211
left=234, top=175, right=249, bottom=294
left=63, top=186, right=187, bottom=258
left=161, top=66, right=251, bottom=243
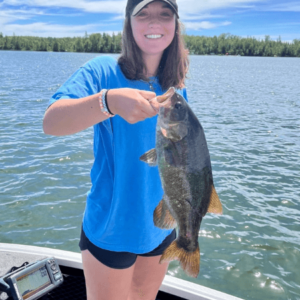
left=207, top=185, right=223, bottom=214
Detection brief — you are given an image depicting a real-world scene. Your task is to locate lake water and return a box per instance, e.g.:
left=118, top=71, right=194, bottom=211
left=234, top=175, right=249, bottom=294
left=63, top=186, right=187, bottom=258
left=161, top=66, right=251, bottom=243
left=0, top=51, right=299, bottom=300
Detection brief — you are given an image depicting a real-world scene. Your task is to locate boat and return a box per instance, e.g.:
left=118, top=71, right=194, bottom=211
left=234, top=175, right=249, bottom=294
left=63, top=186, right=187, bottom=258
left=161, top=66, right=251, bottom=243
left=0, top=243, right=244, bottom=300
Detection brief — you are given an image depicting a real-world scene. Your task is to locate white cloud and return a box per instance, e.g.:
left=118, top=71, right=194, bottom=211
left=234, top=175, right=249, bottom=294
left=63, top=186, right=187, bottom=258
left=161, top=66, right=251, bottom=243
left=2, top=0, right=267, bottom=16
left=182, top=14, right=225, bottom=21
left=177, top=0, right=265, bottom=24
left=2, top=0, right=298, bottom=39
left=3, top=0, right=127, bottom=14
left=183, top=21, right=232, bottom=30
left=110, top=14, right=125, bottom=21
left=0, top=1, right=124, bottom=36
left=177, top=0, right=264, bottom=15
left=267, top=3, right=300, bottom=12
left=0, top=7, right=84, bottom=27
left=1, top=22, right=118, bottom=37
left=0, top=8, right=41, bottom=25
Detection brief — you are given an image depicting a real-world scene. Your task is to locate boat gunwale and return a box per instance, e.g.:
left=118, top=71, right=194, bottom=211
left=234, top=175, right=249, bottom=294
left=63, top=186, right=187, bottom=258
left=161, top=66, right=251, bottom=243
left=0, top=243, right=244, bottom=300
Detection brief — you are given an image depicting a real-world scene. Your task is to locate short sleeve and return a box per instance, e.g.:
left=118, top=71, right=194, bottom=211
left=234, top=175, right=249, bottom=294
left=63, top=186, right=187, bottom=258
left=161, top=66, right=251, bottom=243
left=47, top=65, right=100, bottom=108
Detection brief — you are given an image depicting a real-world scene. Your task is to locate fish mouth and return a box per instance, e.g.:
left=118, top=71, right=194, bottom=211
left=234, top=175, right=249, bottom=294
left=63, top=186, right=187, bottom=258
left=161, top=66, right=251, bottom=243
left=156, top=87, right=175, bottom=122
left=156, top=87, right=175, bottom=104
left=149, top=87, right=175, bottom=113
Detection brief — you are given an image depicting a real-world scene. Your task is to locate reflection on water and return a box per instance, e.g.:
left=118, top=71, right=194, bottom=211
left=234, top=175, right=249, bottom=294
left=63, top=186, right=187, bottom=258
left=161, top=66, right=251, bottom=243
left=0, top=51, right=299, bottom=300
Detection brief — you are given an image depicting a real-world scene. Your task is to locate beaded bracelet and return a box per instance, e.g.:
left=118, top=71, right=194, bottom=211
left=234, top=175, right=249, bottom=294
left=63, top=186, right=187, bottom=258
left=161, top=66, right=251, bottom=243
left=99, top=89, right=114, bottom=117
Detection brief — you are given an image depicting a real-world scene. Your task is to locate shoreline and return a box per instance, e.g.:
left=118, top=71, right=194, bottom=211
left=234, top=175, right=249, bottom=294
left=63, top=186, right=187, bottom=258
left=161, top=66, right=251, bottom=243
left=0, top=49, right=299, bottom=58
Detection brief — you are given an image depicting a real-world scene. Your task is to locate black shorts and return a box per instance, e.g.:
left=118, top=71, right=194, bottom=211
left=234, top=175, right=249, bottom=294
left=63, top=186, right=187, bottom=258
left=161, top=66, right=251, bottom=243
left=79, top=226, right=176, bottom=269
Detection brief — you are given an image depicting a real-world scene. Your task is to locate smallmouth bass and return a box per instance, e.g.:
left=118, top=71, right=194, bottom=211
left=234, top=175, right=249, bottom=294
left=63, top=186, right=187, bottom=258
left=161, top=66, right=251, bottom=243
left=140, top=88, right=223, bottom=277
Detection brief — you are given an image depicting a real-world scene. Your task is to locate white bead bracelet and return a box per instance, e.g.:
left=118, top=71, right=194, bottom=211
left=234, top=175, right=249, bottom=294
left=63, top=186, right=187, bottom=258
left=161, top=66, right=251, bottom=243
left=99, top=89, right=114, bottom=117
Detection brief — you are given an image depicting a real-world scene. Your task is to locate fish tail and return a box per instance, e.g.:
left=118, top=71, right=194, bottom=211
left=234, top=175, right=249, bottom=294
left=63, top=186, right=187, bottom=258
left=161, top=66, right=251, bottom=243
left=154, top=199, right=177, bottom=229
left=160, top=241, right=200, bottom=278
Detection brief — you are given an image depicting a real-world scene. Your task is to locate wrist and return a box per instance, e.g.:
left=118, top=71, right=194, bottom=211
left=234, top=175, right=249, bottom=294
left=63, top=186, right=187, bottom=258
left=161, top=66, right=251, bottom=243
left=99, top=89, right=114, bottom=117
left=105, top=90, right=114, bottom=116
left=106, top=89, right=117, bottom=116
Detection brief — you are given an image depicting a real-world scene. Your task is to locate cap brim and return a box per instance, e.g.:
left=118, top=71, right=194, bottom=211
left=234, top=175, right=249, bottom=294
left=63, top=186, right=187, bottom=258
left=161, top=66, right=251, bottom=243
left=132, top=0, right=179, bottom=18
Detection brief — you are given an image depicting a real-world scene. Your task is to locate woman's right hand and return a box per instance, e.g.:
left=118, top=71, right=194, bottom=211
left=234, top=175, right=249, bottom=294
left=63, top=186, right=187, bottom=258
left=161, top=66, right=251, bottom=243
left=107, top=88, right=159, bottom=124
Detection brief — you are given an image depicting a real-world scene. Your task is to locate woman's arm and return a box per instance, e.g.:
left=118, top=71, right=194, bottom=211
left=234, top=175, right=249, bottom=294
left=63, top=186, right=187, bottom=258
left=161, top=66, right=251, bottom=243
left=43, top=88, right=157, bottom=136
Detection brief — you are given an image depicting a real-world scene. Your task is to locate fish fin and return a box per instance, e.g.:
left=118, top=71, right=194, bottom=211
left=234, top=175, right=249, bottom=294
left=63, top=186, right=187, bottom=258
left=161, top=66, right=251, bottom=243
left=139, top=149, right=157, bottom=166
left=207, top=185, right=223, bottom=214
left=160, top=241, right=200, bottom=278
left=153, top=199, right=177, bottom=229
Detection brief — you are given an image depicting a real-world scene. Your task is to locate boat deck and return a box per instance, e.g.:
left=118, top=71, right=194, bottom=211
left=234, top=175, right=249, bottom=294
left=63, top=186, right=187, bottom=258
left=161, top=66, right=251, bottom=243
left=0, top=243, right=244, bottom=300
left=0, top=251, right=182, bottom=300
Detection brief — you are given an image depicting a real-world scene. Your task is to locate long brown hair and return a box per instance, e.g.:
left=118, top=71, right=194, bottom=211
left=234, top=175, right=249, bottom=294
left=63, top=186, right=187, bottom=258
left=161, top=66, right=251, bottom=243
left=118, top=17, right=189, bottom=91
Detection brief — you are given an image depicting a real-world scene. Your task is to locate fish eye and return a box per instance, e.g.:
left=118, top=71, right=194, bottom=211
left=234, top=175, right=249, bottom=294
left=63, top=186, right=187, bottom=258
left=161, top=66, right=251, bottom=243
left=175, top=102, right=182, bottom=110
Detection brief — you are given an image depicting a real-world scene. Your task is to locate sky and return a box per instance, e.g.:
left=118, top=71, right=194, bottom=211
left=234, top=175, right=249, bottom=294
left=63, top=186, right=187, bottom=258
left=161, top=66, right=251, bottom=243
left=0, top=0, right=299, bottom=42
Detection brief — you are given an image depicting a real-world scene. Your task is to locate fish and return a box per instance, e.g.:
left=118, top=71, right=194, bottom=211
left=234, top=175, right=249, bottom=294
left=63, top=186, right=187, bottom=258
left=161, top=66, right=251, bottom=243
left=140, top=87, right=223, bottom=278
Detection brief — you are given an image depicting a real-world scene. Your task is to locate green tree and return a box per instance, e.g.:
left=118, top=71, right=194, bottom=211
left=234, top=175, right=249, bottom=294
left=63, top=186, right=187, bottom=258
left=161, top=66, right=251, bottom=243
left=4, top=37, right=11, bottom=50
left=84, top=38, right=92, bottom=52
left=15, top=37, right=21, bottom=50
left=53, top=40, right=60, bottom=52
left=115, top=33, right=122, bottom=52
left=0, top=33, right=4, bottom=50
left=218, top=33, right=227, bottom=54
left=293, top=39, right=300, bottom=57
left=60, top=40, right=66, bottom=52
left=75, top=38, right=84, bottom=52
left=212, top=35, right=218, bottom=54
left=90, top=33, right=101, bottom=52
left=1, top=32, right=299, bottom=57
left=25, top=40, right=32, bottom=51
left=40, top=40, right=48, bottom=51
left=101, top=33, right=112, bottom=53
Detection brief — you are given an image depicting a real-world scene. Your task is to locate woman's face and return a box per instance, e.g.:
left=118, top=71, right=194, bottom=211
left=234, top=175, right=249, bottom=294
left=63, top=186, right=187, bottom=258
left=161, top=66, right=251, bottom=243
left=131, top=1, right=176, bottom=61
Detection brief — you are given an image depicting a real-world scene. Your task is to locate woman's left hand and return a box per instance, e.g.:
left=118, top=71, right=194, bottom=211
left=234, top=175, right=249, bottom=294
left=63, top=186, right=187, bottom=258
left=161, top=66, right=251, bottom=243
left=107, top=88, right=158, bottom=124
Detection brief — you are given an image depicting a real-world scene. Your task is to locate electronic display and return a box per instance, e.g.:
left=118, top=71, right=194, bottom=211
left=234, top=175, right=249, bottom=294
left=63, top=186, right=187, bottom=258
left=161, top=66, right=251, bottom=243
left=16, top=266, right=51, bottom=299
left=0, top=257, right=63, bottom=300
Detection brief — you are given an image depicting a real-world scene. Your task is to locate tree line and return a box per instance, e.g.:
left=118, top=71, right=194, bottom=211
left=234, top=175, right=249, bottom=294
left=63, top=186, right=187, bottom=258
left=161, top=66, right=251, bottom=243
left=0, top=32, right=122, bottom=53
left=185, top=33, right=300, bottom=57
left=0, top=32, right=299, bottom=57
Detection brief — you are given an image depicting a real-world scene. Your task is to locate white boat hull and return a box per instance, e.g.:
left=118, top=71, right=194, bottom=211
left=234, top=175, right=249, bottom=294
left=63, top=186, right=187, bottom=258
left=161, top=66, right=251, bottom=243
left=0, top=243, right=243, bottom=300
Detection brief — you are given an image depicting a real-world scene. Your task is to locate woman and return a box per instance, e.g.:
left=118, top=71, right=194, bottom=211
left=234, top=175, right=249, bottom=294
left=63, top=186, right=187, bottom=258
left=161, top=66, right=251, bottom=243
left=43, top=0, right=189, bottom=299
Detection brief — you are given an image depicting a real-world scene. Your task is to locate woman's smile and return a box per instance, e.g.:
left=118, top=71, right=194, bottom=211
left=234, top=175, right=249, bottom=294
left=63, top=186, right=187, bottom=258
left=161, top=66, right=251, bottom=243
left=131, top=1, right=176, bottom=59
left=145, top=34, right=163, bottom=39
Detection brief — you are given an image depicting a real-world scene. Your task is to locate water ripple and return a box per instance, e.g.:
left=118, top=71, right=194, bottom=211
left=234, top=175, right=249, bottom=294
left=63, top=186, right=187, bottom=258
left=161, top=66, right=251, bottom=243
left=0, top=52, right=299, bottom=300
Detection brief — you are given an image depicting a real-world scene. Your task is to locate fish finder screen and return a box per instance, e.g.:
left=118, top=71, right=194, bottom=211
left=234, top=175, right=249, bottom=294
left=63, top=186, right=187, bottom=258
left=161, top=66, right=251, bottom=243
left=16, top=266, right=51, bottom=299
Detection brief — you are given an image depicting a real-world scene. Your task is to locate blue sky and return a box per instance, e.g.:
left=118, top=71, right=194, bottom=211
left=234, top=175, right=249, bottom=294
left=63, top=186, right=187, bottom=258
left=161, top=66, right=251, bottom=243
left=0, top=0, right=299, bottom=42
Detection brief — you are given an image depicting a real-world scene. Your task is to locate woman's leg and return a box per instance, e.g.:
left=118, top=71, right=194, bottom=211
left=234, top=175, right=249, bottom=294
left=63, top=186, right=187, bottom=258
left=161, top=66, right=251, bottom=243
left=81, top=249, right=135, bottom=300
left=128, top=255, right=169, bottom=300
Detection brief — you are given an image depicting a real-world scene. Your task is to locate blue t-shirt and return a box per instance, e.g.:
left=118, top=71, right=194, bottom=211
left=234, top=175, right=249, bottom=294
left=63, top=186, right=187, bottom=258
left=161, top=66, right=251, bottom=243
left=49, top=55, right=188, bottom=254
